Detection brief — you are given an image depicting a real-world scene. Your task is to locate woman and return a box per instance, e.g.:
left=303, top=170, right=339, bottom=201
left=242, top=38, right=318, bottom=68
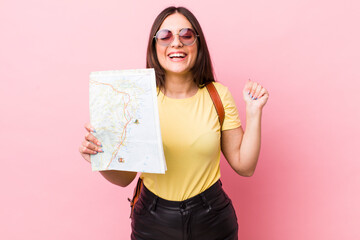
left=79, top=6, right=268, bottom=240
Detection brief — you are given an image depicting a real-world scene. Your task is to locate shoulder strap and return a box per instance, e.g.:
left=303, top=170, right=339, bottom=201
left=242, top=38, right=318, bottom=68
left=128, top=177, right=143, bottom=218
left=206, top=82, right=225, bottom=129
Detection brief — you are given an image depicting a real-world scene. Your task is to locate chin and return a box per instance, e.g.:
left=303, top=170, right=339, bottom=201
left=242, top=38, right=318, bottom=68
left=165, top=64, right=194, bottom=75
left=167, top=69, right=192, bottom=75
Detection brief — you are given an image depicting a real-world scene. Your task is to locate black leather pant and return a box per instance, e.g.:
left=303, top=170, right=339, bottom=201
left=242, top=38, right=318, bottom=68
left=131, top=180, right=238, bottom=240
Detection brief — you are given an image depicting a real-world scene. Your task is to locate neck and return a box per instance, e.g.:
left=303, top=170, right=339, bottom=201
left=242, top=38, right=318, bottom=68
left=162, top=72, right=198, bottom=99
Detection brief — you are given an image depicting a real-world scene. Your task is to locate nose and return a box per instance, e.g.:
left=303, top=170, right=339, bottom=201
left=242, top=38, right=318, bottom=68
left=170, top=34, right=183, bottom=47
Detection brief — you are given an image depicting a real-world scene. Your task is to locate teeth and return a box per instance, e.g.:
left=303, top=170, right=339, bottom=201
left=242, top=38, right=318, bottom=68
left=169, top=53, right=186, bottom=58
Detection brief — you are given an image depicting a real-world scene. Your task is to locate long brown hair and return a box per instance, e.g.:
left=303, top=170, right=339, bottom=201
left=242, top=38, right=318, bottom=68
left=146, top=6, right=215, bottom=89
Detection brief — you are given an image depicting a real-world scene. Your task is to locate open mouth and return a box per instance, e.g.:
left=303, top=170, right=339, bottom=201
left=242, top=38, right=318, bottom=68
left=168, top=53, right=187, bottom=59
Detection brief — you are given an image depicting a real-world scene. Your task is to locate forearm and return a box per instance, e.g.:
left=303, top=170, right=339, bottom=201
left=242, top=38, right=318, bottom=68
left=238, top=109, right=262, bottom=176
left=99, top=170, right=137, bottom=187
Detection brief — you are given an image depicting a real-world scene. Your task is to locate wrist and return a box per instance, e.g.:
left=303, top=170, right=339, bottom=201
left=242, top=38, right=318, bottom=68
left=245, top=104, right=263, bottom=118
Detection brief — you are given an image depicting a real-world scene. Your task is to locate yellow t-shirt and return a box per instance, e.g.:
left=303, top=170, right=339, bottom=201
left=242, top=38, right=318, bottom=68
left=141, top=82, right=241, bottom=201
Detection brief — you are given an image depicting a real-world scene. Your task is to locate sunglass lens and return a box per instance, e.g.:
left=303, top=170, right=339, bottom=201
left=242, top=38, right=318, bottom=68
left=179, top=28, right=196, bottom=45
left=156, top=30, right=173, bottom=45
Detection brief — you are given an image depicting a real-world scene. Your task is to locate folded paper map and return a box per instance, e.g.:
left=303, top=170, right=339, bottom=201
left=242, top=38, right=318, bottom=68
left=89, top=69, right=166, bottom=173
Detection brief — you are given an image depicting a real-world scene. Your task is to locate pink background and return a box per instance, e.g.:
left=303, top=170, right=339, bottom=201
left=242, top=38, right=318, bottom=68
left=1, top=0, right=359, bottom=239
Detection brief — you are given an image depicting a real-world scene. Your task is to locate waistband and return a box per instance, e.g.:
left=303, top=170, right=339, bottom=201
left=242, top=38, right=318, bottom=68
left=140, top=180, right=223, bottom=211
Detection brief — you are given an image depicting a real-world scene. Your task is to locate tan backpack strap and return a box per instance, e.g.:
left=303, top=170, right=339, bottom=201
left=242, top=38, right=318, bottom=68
left=206, top=82, right=225, bottom=129
left=128, top=177, right=143, bottom=218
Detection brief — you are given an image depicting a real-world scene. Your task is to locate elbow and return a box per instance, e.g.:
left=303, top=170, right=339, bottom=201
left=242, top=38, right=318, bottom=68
left=111, top=176, right=136, bottom=188
left=102, top=176, right=130, bottom=188
left=241, top=171, right=254, bottom=177
left=99, top=170, right=137, bottom=187
left=113, top=181, right=132, bottom=188
left=235, top=168, right=255, bottom=177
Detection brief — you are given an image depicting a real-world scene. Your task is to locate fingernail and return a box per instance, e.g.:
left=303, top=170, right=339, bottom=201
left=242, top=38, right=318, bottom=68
left=98, top=148, right=103, bottom=152
left=92, top=129, right=96, bottom=133
left=248, top=92, right=250, bottom=95
left=255, top=97, right=258, bottom=100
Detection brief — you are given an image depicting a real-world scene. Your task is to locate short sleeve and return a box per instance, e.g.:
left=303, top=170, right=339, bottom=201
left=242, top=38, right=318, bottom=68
left=213, top=82, right=241, bottom=131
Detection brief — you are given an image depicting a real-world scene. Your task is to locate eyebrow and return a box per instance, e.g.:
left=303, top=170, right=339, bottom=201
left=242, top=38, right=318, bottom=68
left=158, top=27, right=194, bottom=32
